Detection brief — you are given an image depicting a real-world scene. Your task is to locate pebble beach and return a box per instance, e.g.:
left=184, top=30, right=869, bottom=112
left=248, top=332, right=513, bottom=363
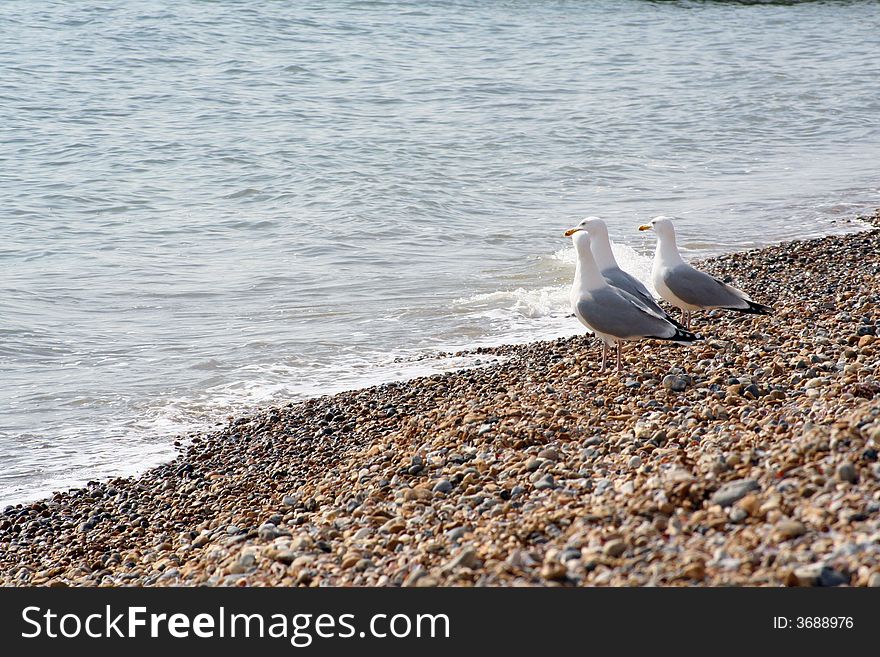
left=3, top=212, right=880, bottom=588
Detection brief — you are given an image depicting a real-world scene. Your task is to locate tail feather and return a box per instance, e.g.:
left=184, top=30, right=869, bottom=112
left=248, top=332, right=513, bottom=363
left=664, top=311, right=689, bottom=332
left=654, top=326, right=700, bottom=345
left=726, top=300, right=773, bottom=315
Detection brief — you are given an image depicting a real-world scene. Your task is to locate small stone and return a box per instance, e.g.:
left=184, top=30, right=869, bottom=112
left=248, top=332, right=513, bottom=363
left=290, top=555, right=313, bottom=570
left=379, top=518, right=406, bottom=534
left=433, top=479, right=453, bottom=494
left=736, top=494, right=761, bottom=516
left=290, top=535, right=314, bottom=551
left=743, top=383, right=761, bottom=398
left=682, top=561, right=706, bottom=581
left=537, top=447, right=558, bottom=461
left=837, top=462, right=858, bottom=483
left=776, top=519, right=807, bottom=541
left=352, top=527, right=370, bottom=540
left=402, top=567, right=427, bottom=587
left=534, top=474, right=555, bottom=490
left=662, top=375, right=688, bottom=392
left=226, top=562, right=247, bottom=575
left=282, top=494, right=298, bottom=507
left=628, top=455, right=642, bottom=468
left=560, top=547, right=581, bottom=562
left=791, top=564, right=847, bottom=587
left=729, top=507, right=748, bottom=523
left=273, top=551, right=297, bottom=565
left=442, top=546, right=481, bottom=572
left=603, top=539, right=626, bottom=558
left=711, top=479, right=760, bottom=507
left=340, top=554, right=360, bottom=570
left=867, top=572, right=880, bottom=588
left=258, top=522, right=281, bottom=540
left=445, top=526, right=467, bottom=542
left=540, top=561, right=567, bottom=581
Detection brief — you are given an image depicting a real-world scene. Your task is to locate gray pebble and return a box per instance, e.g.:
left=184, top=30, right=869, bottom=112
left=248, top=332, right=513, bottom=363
left=711, top=479, right=760, bottom=507
left=258, top=522, right=281, bottom=540
left=662, top=374, right=688, bottom=392
left=837, top=462, right=858, bottom=483
left=445, top=526, right=468, bottom=542
left=433, top=479, right=453, bottom=494
left=534, top=474, right=555, bottom=490
left=729, top=507, right=748, bottom=523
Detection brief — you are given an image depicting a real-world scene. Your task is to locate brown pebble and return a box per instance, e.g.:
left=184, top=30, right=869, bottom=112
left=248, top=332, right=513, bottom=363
left=776, top=519, right=807, bottom=541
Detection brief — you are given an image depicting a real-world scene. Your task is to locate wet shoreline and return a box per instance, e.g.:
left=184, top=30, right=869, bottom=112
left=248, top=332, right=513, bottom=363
left=2, top=211, right=879, bottom=587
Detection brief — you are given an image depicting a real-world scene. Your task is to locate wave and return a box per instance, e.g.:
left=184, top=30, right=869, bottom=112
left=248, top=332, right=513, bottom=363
left=455, top=284, right=569, bottom=320
left=459, top=239, right=656, bottom=321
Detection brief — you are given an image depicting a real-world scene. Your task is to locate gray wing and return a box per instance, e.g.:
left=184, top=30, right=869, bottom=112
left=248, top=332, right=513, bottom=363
left=575, top=287, right=676, bottom=340
left=601, top=267, right=666, bottom=316
left=663, top=264, right=749, bottom=309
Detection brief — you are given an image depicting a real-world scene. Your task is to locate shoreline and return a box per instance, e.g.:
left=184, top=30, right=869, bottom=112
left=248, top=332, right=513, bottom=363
left=2, top=215, right=873, bottom=511
left=2, top=211, right=880, bottom=587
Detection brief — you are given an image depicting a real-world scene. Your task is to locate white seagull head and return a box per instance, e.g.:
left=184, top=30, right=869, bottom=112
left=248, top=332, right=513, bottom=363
left=563, top=223, right=593, bottom=252
left=574, top=216, right=609, bottom=238
left=639, top=215, right=676, bottom=240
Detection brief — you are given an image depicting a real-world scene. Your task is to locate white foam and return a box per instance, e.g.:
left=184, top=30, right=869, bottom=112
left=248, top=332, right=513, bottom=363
left=469, top=239, right=657, bottom=326
left=455, top=284, right=570, bottom=320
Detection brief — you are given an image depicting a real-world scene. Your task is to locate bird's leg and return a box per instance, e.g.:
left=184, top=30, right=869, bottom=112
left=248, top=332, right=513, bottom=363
left=680, top=308, right=688, bottom=329
left=600, top=343, right=607, bottom=372
left=616, top=342, right=623, bottom=372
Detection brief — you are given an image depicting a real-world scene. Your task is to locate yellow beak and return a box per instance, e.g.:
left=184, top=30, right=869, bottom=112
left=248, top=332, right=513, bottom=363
left=563, top=227, right=582, bottom=237
left=638, top=224, right=652, bottom=231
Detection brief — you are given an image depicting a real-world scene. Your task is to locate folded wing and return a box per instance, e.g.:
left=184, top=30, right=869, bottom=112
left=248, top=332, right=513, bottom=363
left=663, top=264, right=751, bottom=310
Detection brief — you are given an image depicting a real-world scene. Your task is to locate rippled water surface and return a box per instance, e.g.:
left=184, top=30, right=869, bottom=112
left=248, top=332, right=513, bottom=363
left=2, top=0, right=880, bottom=504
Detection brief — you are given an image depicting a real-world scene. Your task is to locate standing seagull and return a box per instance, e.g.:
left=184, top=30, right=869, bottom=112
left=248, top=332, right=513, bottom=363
left=564, top=224, right=698, bottom=372
left=573, top=216, right=671, bottom=319
left=639, top=216, right=773, bottom=328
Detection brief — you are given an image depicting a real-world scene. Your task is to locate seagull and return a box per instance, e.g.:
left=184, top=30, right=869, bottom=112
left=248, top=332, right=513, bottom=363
left=564, top=224, right=699, bottom=372
left=573, top=216, right=673, bottom=320
left=639, top=216, right=773, bottom=328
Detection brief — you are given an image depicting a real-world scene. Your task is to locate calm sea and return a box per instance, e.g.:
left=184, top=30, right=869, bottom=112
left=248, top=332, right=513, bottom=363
left=2, top=0, right=879, bottom=505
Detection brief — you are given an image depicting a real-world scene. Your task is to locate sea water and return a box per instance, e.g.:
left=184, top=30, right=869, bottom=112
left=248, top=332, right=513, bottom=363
left=2, top=0, right=879, bottom=504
